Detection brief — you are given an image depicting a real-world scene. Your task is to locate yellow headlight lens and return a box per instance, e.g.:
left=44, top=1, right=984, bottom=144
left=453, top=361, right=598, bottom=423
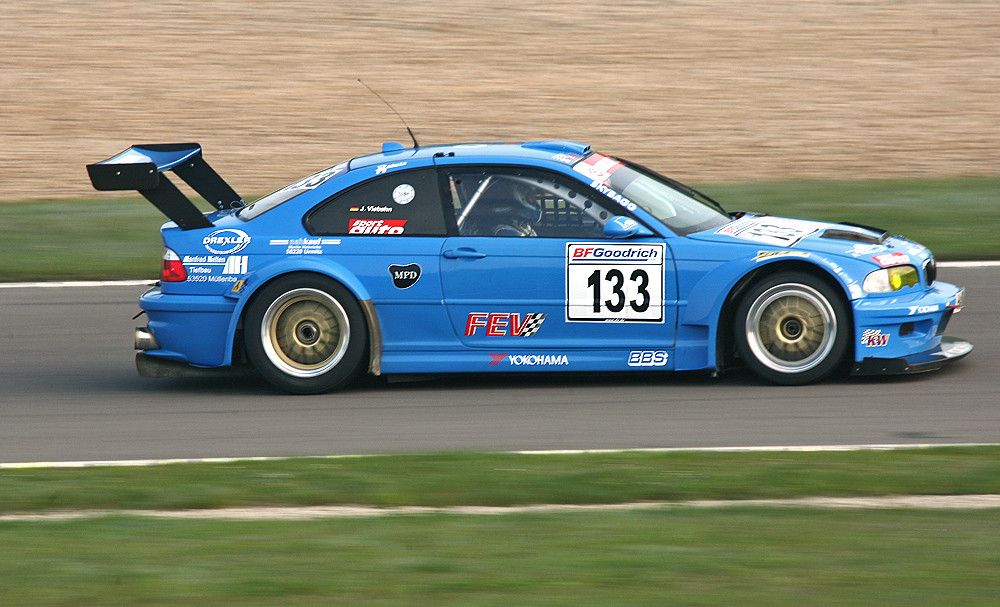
left=863, top=265, right=919, bottom=293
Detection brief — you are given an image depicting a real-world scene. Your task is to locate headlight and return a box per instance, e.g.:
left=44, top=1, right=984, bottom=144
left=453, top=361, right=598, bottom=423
left=862, top=265, right=920, bottom=293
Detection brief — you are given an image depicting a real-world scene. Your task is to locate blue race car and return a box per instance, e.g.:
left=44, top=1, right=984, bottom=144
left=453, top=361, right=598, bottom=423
left=88, top=141, right=972, bottom=393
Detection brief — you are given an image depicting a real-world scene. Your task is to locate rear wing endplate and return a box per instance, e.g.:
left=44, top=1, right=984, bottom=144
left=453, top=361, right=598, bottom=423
left=87, top=143, right=243, bottom=230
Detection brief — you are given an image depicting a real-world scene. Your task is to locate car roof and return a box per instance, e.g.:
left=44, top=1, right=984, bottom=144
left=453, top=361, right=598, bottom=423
left=348, top=140, right=592, bottom=170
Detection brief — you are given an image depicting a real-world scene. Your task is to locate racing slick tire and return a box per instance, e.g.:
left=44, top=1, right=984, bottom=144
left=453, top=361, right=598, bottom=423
left=734, top=271, right=850, bottom=385
left=244, top=274, right=367, bottom=394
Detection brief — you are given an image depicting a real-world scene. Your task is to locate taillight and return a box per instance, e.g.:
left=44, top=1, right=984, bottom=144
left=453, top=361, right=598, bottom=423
left=161, top=248, right=187, bottom=282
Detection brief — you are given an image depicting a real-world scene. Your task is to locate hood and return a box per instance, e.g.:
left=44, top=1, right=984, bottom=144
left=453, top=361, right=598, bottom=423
left=688, top=214, right=931, bottom=267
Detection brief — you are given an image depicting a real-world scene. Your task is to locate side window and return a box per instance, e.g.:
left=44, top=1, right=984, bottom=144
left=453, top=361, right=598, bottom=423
left=306, top=168, right=447, bottom=236
left=446, top=168, right=615, bottom=238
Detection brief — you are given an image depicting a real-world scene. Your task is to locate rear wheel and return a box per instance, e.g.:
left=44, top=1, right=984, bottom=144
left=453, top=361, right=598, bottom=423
left=734, top=271, right=849, bottom=385
left=245, top=274, right=367, bottom=394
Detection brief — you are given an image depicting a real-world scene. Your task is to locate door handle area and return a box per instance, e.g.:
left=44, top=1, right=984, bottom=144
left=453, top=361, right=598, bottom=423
left=443, top=248, right=487, bottom=259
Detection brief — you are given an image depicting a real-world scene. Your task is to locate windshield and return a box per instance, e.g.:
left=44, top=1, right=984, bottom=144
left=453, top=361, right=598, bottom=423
left=573, top=153, right=730, bottom=236
left=238, top=162, right=349, bottom=220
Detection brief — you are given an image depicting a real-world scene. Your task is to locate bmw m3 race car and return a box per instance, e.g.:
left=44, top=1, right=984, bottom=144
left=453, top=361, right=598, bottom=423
left=88, top=140, right=972, bottom=393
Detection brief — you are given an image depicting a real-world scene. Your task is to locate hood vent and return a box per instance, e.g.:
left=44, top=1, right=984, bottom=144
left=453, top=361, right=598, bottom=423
left=820, top=222, right=890, bottom=244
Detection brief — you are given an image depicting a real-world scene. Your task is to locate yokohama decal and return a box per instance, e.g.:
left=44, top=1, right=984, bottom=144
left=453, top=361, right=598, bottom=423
left=488, top=353, right=569, bottom=366
left=348, top=219, right=407, bottom=235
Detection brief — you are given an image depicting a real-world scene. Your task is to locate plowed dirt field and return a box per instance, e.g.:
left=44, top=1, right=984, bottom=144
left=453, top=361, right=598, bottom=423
left=1, top=1, right=997, bottom=200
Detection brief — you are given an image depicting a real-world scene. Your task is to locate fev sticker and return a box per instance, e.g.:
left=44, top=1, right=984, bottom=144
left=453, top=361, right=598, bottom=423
left=388, top=263, right=421, bottom=289
left=203, top=229, right=251, bottom=254
left=392, top=184, right=415, bottom=205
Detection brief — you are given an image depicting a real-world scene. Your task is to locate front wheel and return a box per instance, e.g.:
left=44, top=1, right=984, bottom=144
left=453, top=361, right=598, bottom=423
left=734, top=272, right=850, bottom=385
left=244, top=275, right=367, bottom=394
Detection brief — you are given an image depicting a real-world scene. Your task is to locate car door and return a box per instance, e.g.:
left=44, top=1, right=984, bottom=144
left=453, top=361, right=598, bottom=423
left=305, top=165, right=455, bottom=352
left=437, top=164, right=677, bottom=353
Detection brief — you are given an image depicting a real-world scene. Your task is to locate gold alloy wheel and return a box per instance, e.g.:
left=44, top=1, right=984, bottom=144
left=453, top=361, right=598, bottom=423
left=744, top=283, right=837, bottom=375
left=260, top=288, right=350, bottom=378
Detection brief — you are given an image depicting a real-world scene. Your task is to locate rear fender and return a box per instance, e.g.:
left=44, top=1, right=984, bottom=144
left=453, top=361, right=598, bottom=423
left=221, top=257, right=375, bottom=366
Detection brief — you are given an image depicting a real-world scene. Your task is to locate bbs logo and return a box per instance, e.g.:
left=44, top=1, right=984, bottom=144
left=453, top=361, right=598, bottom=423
left=627, top=351, right=669, bottom=367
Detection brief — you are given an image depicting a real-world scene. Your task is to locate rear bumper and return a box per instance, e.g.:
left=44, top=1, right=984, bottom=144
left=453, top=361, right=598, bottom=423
left=850, top=336, right=973, bottom=376
left=138, top=286, right=236, bottom=366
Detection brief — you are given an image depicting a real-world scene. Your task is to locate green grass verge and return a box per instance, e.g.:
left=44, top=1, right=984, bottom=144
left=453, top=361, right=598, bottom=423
left=2, top=447, right=998, bottom=514
left=1, top=176, right=997, bottom=281
left=2, top=510, right=998, bottom=606
left=3, top=448, right=999, bottom=605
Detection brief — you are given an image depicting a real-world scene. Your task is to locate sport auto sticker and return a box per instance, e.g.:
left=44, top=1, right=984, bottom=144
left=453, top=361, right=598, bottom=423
left=348, top=219, right=407, bottom=235
left=715, top=216, right=821, bottom=247
left=566, top=243, right=665, bottom=323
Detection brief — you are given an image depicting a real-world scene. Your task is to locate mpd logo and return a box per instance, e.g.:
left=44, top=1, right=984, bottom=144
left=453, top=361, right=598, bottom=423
left=627, top=351, right=669, bottom=367
left=466, top=313, right=546, bottom=337
left=388, top=263, right=421, bottom=289
left=203, top=229, right=251, bottom=254
left=348, top=219, right=407, bottom=235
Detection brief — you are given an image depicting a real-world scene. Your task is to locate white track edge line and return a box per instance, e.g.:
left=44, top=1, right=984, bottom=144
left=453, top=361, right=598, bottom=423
left=3, top=496, right=1000, bottom=521
left=0, top=261, right=997, bottom=289
left=2, top=443, right=997, bottom=469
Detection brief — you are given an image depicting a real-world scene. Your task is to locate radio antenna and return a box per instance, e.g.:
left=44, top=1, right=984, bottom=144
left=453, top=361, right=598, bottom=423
left=357, top=78, right=419, bottom=148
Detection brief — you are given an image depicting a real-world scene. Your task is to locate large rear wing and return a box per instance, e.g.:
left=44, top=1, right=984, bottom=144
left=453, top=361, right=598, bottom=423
left=87, top=143, right=243, bottom=230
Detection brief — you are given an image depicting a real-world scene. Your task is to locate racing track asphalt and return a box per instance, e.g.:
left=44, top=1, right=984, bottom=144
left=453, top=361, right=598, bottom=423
left=0, top=267, right=997, bottom=464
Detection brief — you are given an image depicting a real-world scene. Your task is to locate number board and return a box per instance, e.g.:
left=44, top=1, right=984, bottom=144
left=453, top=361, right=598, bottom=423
left=566, top=243, right=664, bottom=322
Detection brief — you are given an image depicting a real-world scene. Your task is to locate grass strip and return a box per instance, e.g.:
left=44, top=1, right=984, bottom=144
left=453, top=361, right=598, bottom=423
left=1, top=509, right=998, bottom=606
left=2, top=447, right=998, bottom=514
left=1, top=176, right=997, bottom=281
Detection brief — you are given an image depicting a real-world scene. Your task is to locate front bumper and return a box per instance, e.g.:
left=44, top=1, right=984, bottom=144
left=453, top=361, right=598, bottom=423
left=850, top=282, right=970, bottom=375
left=850, top=336, right=973, bottom=375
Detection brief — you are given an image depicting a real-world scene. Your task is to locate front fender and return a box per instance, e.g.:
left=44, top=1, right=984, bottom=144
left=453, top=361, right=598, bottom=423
left=678, top=253, right=856, bottom=371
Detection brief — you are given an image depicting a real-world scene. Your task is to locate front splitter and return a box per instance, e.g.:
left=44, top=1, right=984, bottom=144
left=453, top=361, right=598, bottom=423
left=850, top=336, right=973, bottom=376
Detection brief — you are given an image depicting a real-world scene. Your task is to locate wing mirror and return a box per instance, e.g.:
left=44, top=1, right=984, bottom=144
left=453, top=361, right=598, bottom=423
left=603, top=215, right=654, bottom=239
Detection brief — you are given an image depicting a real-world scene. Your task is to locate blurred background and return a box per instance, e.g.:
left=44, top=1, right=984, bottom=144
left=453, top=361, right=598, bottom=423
left=1, top=0, right=997, bottom=200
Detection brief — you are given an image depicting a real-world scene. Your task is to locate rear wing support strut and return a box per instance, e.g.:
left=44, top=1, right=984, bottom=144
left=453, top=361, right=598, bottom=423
left=87, top=144, right=243, bottom=231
